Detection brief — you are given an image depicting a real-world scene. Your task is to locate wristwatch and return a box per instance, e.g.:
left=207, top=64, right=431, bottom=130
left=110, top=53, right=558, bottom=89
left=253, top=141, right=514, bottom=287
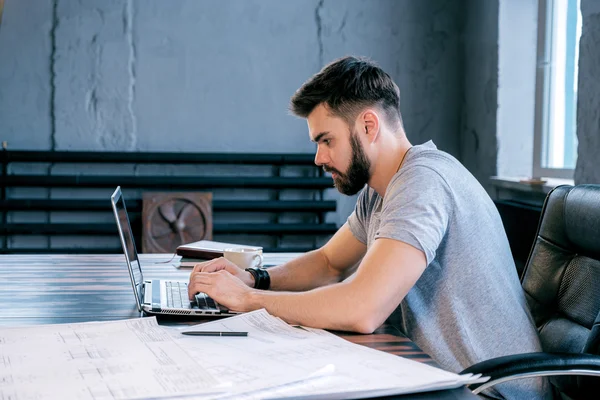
left=245, top=267, right=271, bottom=290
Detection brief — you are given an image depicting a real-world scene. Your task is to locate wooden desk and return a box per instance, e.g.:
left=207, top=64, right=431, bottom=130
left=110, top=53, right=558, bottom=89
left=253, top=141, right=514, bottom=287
left=0, top=254, right=477, bottom=399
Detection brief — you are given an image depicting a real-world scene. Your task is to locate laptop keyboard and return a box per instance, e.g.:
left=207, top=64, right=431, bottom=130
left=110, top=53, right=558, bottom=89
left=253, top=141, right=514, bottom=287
left=195, top=292, right=218, bottom=310
left=164, top=281, right=218, bottom=310
left=165, top=281, right=189, bottom=309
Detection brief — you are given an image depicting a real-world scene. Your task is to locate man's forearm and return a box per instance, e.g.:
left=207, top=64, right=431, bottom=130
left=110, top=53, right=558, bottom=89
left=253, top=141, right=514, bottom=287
left=266, top=249, right=343, bottom=291
left=246, top=281, right=374, bottom=333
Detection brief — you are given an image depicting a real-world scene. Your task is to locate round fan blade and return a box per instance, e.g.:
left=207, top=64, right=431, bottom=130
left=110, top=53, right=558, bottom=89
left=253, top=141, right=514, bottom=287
left=155, top=232, right=176, bottom=252
left=182, top=230, right=200, bottom=245
left=178, top=230, right=187, bottom=247
left=184, top=224, right=205, bottom=239
left=176, top=203, right=198, bottom=226
left=150, top=221, right=176, bottom=237
left=152, top=229, right=175, bottom=239
left=158, top=203, right=177, bottom=224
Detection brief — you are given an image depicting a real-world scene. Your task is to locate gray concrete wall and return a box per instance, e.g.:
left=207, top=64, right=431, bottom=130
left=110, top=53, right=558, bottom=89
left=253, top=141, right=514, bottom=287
left=575, top=0, right=600, bottom=184
left=0, top=0, right=465, bottom=227
left=461, top=0, right=499, bottom=194
left=0, top=0, right=464, bottom=156
left=53, top=0, right=137, bottom=150
left=0, top=0, right=53, bottom=150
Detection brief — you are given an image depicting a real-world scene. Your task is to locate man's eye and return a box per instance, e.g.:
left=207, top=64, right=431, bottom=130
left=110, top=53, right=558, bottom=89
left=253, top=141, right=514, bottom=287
left=323, top=139, right=331, bottom=145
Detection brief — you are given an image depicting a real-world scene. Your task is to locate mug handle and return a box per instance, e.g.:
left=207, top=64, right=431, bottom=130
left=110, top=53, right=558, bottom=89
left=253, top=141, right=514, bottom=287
left=252, top=253, right=263, bottom=268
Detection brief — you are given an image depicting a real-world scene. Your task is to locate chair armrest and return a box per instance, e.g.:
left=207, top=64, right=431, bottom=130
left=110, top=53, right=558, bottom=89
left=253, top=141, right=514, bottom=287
left=460, top=352, right=600, bottom=395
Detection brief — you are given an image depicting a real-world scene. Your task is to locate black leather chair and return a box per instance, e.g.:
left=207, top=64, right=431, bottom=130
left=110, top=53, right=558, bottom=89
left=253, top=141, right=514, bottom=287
left=462, top=184, right=600, bottom=399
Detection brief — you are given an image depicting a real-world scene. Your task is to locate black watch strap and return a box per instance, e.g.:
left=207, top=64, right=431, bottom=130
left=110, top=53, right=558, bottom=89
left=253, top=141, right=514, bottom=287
left=245, top=267, right=270, bottom=290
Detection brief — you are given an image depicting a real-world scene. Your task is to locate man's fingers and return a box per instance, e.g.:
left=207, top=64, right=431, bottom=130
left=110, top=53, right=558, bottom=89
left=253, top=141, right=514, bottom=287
left=187, top=270, right=232, bottom=300
left=190, top=272, right=215, bottom=285
left=188, top=271, right=225, bottom=298
left=188, top=281, right=209, bottom=300
left=199, top=264, right=223, bottom=273
left=192, top=257, right=230, bottom=273
left=188, top=272, right=209, bottom=298
left=192, top=258, right=220, bottom=273
left=188, top=278, right=210, bottom=300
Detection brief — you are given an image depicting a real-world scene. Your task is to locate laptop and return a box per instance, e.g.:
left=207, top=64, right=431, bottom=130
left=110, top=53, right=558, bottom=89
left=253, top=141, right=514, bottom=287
left=110, top=186, right=240, bottom=317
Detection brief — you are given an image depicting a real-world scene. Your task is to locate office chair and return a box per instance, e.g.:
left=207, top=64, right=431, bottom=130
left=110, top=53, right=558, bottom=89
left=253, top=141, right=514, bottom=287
left=462, top=184, right=600, bottom=399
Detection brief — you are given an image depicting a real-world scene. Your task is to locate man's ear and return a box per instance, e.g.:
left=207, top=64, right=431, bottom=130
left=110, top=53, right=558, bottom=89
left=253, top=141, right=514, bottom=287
left=361, top=110, right=380, bottom=143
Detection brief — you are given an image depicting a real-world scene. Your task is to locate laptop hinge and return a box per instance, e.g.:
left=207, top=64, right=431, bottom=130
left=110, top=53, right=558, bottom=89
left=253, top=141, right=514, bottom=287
left=151, top=280, right=161, bottom=312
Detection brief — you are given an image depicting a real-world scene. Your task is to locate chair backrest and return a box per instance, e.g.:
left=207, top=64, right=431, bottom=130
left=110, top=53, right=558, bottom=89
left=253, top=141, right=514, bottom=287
left=521, top=184, right=600, bottom=397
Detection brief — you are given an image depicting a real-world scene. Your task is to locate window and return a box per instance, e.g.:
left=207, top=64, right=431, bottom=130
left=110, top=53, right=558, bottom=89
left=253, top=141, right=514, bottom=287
left=533, top=0, right=582, bottom=179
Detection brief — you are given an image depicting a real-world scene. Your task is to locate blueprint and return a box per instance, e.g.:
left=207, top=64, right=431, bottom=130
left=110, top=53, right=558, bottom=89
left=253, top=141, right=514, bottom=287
left=0, top=317, right=226, bottom=400
left=175, top=309, right=486, bottom=399
left=0, top=310, right=485, bottom=399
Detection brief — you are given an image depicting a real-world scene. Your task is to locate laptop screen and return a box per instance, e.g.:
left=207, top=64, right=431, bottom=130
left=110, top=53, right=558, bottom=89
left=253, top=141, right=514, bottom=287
left=111, top=186, right=144, bottom=310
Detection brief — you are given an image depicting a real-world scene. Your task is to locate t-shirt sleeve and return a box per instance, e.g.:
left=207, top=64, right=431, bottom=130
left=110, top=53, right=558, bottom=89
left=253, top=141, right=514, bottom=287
left=347, top=187, right=370, bottom=245
left=376, top=165, right=453, bottom=265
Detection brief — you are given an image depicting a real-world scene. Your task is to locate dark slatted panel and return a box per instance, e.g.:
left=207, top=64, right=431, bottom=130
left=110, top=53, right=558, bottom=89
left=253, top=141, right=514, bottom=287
left=2, top=150, right=317, bottom=165
left=3, top=175, right=332, bottom=189
left=1, top=222, right=338, bottom=235
left=216, top=200, right=336, bottom=212
left=0, top=150, right=335, bottom=255
left=0, top=246, right=316, bottom=254
left=0, top=199, right=337, bottom=212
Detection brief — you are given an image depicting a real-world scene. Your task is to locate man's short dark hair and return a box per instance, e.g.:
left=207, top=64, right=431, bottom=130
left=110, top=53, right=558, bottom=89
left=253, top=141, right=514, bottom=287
left=290, top=56, right=403, bottom=129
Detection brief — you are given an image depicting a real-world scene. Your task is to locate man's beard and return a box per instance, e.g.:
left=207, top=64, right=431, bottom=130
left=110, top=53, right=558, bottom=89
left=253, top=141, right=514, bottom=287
left=324, top=131, right=371, bottom=196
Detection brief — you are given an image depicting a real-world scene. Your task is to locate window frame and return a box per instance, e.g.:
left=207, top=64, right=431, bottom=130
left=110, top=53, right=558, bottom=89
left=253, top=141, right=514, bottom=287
left=532, top=0, right=577, bottom=180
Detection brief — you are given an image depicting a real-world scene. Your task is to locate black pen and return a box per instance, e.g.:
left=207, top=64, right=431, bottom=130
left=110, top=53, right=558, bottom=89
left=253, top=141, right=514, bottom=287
left=181, top=331, right=248, bottom=337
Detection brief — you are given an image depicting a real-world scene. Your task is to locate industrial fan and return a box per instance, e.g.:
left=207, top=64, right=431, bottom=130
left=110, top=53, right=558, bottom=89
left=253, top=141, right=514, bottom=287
left=142, top=192, right=212, bottom=253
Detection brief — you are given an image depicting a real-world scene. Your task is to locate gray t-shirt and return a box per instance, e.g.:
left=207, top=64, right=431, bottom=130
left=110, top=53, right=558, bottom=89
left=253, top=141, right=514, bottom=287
left=347, top=141, right=550, bottom=399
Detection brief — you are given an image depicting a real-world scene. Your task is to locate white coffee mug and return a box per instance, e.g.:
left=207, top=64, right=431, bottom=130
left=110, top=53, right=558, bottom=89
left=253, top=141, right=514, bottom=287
left=223, top=247, right=263, bottom=269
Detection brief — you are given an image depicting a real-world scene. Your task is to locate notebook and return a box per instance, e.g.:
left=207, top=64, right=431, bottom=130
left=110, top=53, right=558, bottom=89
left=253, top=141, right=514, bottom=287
left=178, top=257, right=209, bottom=268
left=110, top=186, right=240, bottom=317
left=177, top=240, right=261, bottom=259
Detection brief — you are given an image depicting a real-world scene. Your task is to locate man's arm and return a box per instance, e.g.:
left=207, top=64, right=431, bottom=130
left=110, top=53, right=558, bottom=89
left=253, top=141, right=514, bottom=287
left=267, top=223, right=367, bottom=291
left=189, top=223, right=367, bottom=294
left=251, top=238, right=426, bottom=333
left=190, top=237, right=426, bottom=333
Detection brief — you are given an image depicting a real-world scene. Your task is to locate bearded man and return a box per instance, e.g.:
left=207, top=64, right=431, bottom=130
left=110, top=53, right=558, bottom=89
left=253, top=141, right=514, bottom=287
left=188, top=56, right=549, bottom=399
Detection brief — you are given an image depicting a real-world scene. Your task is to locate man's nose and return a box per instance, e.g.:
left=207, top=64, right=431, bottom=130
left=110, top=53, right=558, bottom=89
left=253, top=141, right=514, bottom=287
left=314, top=146, right=328, bottom=166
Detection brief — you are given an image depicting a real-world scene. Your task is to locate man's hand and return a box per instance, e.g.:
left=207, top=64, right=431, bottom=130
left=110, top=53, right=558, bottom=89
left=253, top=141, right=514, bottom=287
left=190, top=257, right=255, bottom=288
left=188, top=270, right=255, bottom=312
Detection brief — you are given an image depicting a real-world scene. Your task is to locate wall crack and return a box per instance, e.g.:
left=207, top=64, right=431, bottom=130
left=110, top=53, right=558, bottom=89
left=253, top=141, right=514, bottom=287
left=315, top=0, right=324, bottom=68
left=125, top=0, right=137, bottom=150
left=50, top=0, right=58, bottom=150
